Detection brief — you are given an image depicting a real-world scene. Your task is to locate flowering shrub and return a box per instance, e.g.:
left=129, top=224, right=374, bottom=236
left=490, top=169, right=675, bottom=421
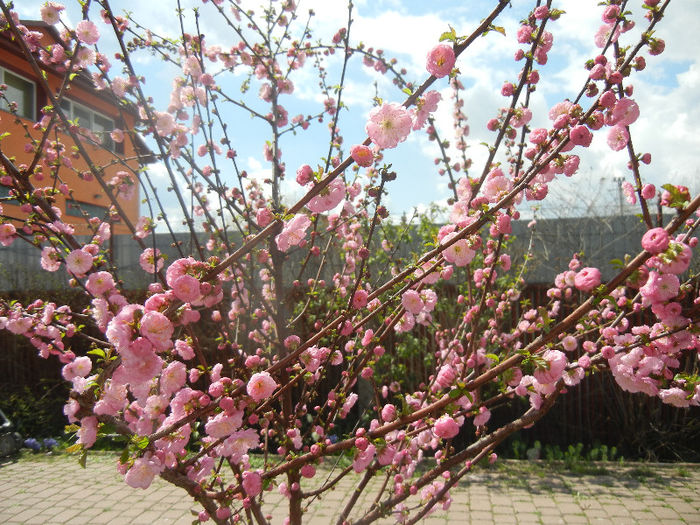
left=0, top=1, right=697, bottom=524
left=23, top=437, right=58, bottom=452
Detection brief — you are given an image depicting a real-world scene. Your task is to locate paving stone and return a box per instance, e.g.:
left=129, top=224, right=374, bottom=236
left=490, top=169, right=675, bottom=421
left=1, top=457, right=699, bottom=524
left=516, top=512, right=543, bottom=524
left=562, top=514, right=588, bottom=524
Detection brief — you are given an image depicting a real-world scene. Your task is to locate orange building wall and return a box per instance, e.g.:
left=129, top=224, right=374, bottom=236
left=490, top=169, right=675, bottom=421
left=0, top=23, right=142, bottom=236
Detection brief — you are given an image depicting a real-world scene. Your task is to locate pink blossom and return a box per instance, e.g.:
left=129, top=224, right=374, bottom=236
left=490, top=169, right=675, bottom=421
left=247, top=371, right=277, bottom=401
left=175, top=339, right=195, bottom=360
left=594, top=23, right=620, bottom=48
left=561, top=335, right=578, bottom=352
left=172, top=274, right=201, bottom=303
left=648, top=38, right=665, bottom=55
left=350, top=145, right=373, bottom=167
left=66, top=248, right=93, bottom=276
left=649, top=241, right=692, bottom=274
left=300, top=464, right=316, bottom=478
left=117, top=343, right=164, bottom=390
left=62, top=356, right=92, bottom=381
left=411, top=90, right=441, bottom=130
left=641, top=228, right=669, bottom=254
left=640, top=271, right=679, bottom=304
left=482, top=175, right=512, bottom=202
left=641, top=184, right=656, bottom=200
left=510, top=107, right=532, bottom=128
left=529, top=128, right=548, bottom=144
left=435, top=364, right=456, bottom=390
left=340, top=392, right=358, bottom=418
left=75, top=20, right=100, bottom=45
left=602, top=5, right=620, bottom=24
left=125, top=455, right=164, bottom=489
left=426, top=44, right=455, bottom=78
left=534, top=6, right=549, bottom=19
left=473, top=406, right=491, bottom=427
left=533, top=349, right=567, bottom=384
left=517, top=25, right=534, bottom=44
left=607, top=125, right=629, bottom=151
left=307, top=178, right=345, bottom=213
left=76, top=47, right=96, bottom=67
left=296, top=165, right=313, bottom=186
left=256, top=208, right=273, bottom=227
left=365, top=102, right=412, bottom=149
left=160, top=360, right=186, bottom=396
left=139, top=311, right=174, bottom=351
left=574, top=267, right=601, bottom=292
left=350, top=443, right=375, bottom=473
left=134, top=216, right=154, bottom=239
left=275, top=214, right=311, bottom=252
left=242, top=470, right=263, bottom=497
left=40, top=2, right=65, bottom=25
left=621, top=181, right=636, bottom=205
left=569, top=125, right=593, bottom=147
left=658, top=387, right=690, bottom=408
left=442, top=233, right=475, bottom=267
left=154, top=112, right=177, bottom=136
left=381, top=404, right=397, bottom=422
left=433, top=415, right=459, bottom=439
left=139, top=248, right=163, bottom=273
left=401, top=290, right=424, bottom=315
left=86, top=271, right=115, bottom=296
left=77, top=416, right=98, bottom=448
left=352, top=289, right=369, bottom=309
left=220, top=429, right=260, bottom=462
left=0, top=223, right=16, bottom=246
left=205, top=411, right=243, bottom=439
left=611, top=98, right=640, bottom=126
left=549, top=101, right=573, bottom=122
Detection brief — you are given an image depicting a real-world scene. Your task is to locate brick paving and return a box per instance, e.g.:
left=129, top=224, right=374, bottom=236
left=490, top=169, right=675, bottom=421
left=0, top=454, right=698, bottom=524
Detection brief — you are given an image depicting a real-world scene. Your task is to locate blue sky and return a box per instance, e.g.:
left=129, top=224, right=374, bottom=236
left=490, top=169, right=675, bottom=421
left=14, top=0, right=700, bottom=223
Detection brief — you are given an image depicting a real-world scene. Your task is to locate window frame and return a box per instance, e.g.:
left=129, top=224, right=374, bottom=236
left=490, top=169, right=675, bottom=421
left=64, top=198, right=110, bottom=220
left=0, top=66, right=36, bottom=121
left=59, top=98, right=115, bottom=151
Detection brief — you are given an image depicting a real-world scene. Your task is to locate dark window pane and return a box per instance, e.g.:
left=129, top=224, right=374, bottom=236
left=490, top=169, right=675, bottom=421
left=1, top=69, right=35, bottom=120
left=93, top=113, right=115, bottom=151
left=65, top=199, right=108, bottom=218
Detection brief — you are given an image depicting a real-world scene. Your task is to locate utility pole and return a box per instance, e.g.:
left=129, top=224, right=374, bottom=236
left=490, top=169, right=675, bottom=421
left=613, top=175, right=624, bottom=215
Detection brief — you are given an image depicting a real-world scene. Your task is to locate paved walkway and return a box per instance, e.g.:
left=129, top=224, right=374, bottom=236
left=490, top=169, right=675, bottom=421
left=0, top=453, right=698, bottom=524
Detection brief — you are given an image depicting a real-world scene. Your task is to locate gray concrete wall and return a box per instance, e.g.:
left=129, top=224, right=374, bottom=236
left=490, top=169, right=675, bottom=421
left=0, top=215, right=683, bottom=291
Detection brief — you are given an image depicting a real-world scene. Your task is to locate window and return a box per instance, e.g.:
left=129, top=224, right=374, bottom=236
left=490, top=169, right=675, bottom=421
left=0, top=184, right=19, bottom=205
left=59, top=99, right=115, bottom=151
left=0, top=67, right=35, bottom=120
left=65, top=199, right=109, bottom=219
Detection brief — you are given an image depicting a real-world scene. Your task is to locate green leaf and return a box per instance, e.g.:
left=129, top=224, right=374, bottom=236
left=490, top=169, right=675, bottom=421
left=133, top=435, right=150, bottom=449
left=661, top=184, right=690, bottom=209
left=609, top=258, right=624, bottom=269
left=439, top=27, right=457, bottom=43
left=448, top=388, right=463, bottom=399
left=490, top=25, right=506, bottom=36
left=79, top=449, right=87, bottom=468
left=65, top=443, right=82, bottom=453
left=87, top=348, right=106, bottom=358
